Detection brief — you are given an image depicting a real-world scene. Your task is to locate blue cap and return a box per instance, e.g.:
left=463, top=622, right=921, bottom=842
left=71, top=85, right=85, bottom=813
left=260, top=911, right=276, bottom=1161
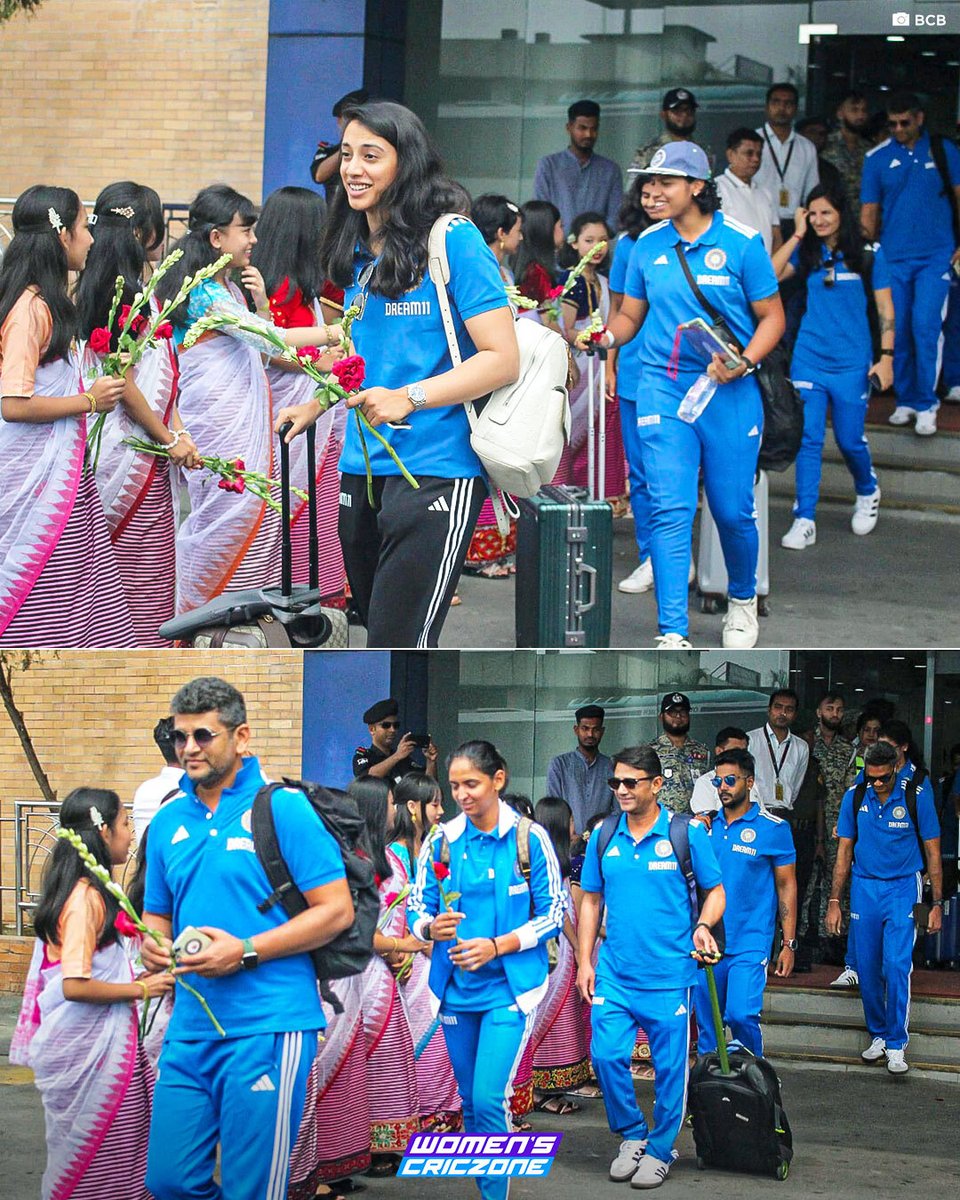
left=639, top=141, right=711, bottom=181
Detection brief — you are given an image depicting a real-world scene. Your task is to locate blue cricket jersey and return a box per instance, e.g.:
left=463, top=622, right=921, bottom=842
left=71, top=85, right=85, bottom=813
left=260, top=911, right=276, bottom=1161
left=861, top=132, right=960, bottom=263
left=837, top=762, right=939, bottom=880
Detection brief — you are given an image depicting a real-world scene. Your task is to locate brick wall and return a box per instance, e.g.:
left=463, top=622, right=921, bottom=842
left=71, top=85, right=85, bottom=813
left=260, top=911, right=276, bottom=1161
left=0, top=650, right=305, bottom=928
left=0, top=0, right=269, bottom=206
left=0, top=935, right=34, bottom=994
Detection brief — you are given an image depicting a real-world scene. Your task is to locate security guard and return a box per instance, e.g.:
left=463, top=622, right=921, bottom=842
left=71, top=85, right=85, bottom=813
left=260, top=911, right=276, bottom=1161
left=352, top=697, right=438, bottom=785
left=650, top=692, right=710, bottom=813
left=578, top=745, right=724, bottom=1190
left=695, top=748, right=797, bottom=1058
left=828, top=740, right=943, bottom=1075
left=860, top=91, right=960, bottom=437
left=590, top=141, right=785, bottom=649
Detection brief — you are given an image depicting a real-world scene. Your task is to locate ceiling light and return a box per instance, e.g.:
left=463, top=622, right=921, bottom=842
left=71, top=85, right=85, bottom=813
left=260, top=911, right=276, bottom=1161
left=855, top=688, right=865, bottom=693
left=891, top=656, right=906, bottom=660
left=921, top=50, right=936, bottom=57
left=887, top=35, right=906, bottom=42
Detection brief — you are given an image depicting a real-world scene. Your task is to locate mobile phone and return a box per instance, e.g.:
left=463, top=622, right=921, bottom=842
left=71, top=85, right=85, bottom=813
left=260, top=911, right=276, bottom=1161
left=172, top=926, right=213, bottom=960
left=408, top=733, right=432, bottom=749
left=867, top=371, right=883, bottom=393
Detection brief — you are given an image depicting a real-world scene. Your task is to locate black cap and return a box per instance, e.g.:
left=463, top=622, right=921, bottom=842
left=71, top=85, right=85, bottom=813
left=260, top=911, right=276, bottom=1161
left=663, top=88, right=698, bottom=110
left=363, top=698, right=399, bottom=724
left=660, top=692, right=691, bottom=714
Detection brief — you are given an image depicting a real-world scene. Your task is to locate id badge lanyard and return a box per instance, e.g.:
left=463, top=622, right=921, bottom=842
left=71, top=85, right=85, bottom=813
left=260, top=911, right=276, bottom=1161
left=765, top=728, right=791, bottom=805
left=763, top=129, right=795, bottom=210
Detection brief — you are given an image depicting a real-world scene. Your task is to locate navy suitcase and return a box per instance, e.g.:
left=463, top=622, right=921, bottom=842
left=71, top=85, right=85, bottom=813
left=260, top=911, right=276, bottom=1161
left=924, top=894, right=960, bottom=966
left=515, top=484, right=612, bottom=647
left=689, top=963, right=793, bottom=1180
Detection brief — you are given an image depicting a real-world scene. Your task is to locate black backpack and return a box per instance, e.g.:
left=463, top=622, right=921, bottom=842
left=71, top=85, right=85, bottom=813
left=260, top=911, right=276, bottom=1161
left=850, top=768, right=929, bottom=866
left=595, top=810, right=725, bottom=958
left=252, top=780, right=379, bottom=1013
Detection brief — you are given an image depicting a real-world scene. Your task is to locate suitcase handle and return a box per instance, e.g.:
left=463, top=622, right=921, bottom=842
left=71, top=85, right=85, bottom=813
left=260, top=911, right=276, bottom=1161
left=575, top=560, right=597, bottom=615
left=704, top=962, right=731, bottom=1076
left=279, top=422, right=293, bottom=598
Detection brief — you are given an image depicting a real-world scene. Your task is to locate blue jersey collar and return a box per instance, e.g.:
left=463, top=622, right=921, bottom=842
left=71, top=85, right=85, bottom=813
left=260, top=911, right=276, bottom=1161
left=715, top=800, right=760, bottom=829
left=672, top=210, right=722, bottom=250
left=178, top=754, right=263, bottom=805
left=617, top=803, right=670, bottom=842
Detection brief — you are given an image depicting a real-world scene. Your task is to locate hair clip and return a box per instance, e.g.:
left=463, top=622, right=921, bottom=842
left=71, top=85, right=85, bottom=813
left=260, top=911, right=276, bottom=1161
left=110, top=206, right=136, bottom=220
left=89, top=806, right=105, bottom=829
left=48, top=207, right=63, bottom=232
left=506, top=202, right=520, bottom=214
left=88, top=214, right=98, bottom=225
left=566, top=232, right=577, bottom=244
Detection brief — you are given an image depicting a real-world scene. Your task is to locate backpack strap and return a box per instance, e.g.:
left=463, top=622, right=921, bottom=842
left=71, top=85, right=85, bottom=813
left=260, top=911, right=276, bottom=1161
left=667, top=811, right=695, bottom=893
left=929, top=135, right=960, bottom=246
left=850, top=781, right=867, bottom=861
left=595, top=810, right=622, bottom=882
left=252, top=783, right=303, bottom=915
left=515, top=815, right=535, bottom=918
left=905, top=768, right=930, bottom=864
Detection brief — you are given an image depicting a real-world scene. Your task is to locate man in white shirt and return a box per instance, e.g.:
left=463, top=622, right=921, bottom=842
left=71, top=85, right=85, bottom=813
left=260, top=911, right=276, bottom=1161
left=716, top=128, right=783, bottom=255
left=690, top=726, right=755, bottom=814
left=132, top=717, right=184, bottom=844
left=747, top=689, right=809, bottom=814
left=754, top=82, right=820, bottom=237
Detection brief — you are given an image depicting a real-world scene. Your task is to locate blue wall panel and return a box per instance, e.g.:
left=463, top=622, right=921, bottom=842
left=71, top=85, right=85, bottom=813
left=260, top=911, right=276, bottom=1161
left=301, top=651, right=391, bottom=788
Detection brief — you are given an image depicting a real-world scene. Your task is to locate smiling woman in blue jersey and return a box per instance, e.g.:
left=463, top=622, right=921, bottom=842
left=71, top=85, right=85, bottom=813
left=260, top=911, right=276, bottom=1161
left=407, top=740, right=567, bottom=1200
left=276, top=101, right=519, bottom=648
left=581, top=142, right=785, bottom=651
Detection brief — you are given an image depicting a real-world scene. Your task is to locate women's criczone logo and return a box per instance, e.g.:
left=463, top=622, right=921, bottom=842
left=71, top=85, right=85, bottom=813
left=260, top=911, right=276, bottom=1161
left=399, top=1133, right=562, bottom=1178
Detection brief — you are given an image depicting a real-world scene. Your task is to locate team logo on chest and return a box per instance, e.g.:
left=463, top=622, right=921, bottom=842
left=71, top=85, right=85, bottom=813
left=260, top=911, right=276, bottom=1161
left=704, top=248, right=727, bottom=271
left=654, top=839, right=673, bottom=858
left=740, top=828, right=756, bottom=844
left=241, top=809, right=253, bottom=833
left=892, top=806, right=906, bottom=820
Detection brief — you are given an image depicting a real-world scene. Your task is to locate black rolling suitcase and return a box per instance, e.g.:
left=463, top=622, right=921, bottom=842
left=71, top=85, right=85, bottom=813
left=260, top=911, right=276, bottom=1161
left=515, top=484, right=612, bottom=647
left=159, top=422, right=347, bottom=648
left=689, top=963, right=793, bottom=1181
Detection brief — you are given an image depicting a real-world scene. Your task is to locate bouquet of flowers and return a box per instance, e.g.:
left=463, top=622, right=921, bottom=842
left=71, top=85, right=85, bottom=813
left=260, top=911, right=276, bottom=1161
left=182, top=305, right=418, bottom=506
left=57, top=827, right=225, bottom=1038
left=506, top=240, right=607, bottom=323
left=85, top=249, right=233, bottom=471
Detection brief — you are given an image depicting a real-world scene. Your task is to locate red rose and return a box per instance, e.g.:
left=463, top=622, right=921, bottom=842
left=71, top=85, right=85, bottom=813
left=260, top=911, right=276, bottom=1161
left=132, top=315, right=148, bottom=336
left=432, top=861, right=451, bottom=883
left=589, top=329, right=606, bottom=344
left=217, top=460, right=247, bottom=494
left=115, top=911, right=141, bottom=939
left=154, top=322, right=174, bottom=341
left=298, top=346, right=321, bottom=363
left=331, top=354, right=366, bottom=392
left=547, top=285, right=564, bottom=299
left=233, top=458, right=246, bottom=473
left=119, top=304, right=133, bottom=330
left=89, top=326, right=112, bottom=355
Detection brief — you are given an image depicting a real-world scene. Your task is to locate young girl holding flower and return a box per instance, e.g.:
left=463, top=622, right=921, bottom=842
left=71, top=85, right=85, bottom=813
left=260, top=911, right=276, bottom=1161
left=10, top=788, right=174, bottom=1200
left=0, top=185, right=135, bottom=645
left=157, top=184, right=337, bottom=615
left=75, top=181, right=199, bottom=644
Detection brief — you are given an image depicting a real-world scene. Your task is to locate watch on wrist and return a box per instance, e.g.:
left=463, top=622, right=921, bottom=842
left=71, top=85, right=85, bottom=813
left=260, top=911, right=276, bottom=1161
left=422, top=921, right=433, bottom=942
left=241, top=937, right=260, bottom=970
left=932, top=899, right=944, bottom=909
left=406, top=383, right=427, bottom=412
left=740, top=354, right=757, bottom=375
left=782, top=938, right=798, bottom=951
left=880, top=349, right=894, bottom=357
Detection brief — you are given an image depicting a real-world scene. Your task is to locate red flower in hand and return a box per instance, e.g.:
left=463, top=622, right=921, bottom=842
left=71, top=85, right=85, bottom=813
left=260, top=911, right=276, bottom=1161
left=432, top=861, right=451, bottom=883
left=89, top=326, right=112, bottom=355
left=154, top=322, right=174, bottom=341
left=217, top=459, right=247, bottom=494
left=589, top=328, right=607, bottom=344
left=331, top=354, right=366, bottom=392
left=132, top=315, right=149, bottom=336
left=119, top=304, right=133, bottom=330
left=298, top=346, right=321, bottom=364
left=547, top=285, right=565, bottom=300
left=115, top=911, right=141, bottom=939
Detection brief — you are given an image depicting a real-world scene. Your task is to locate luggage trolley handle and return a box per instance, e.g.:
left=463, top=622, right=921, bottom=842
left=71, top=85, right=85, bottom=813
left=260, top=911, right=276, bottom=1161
left=703, top=961, right=731, bottom=1076
left=278, top=422, right=294, bottom=599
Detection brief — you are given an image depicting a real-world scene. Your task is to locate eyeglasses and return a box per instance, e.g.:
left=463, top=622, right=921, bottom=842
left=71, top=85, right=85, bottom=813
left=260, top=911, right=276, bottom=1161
left=868, top=771, right=895, bottom=787
left=711, top=774, right=745, bottom=789
left=379, top=720, right=400, bottom=730
left=172, top=728, right=227, bottom=749
left=608, top=776, right=655, bottom=791
left=887, top=119, right=914, bottom=129
left=823, top=257, right=836, bottom=289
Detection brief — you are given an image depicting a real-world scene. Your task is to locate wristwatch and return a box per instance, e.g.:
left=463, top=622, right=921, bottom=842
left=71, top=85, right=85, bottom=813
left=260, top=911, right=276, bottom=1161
left=782, top=938, right=798, bottom=951
left=739, top=354, right=758, bottom=375
left=422, top=921, right=434, bottom=942
left=241, top=937, right=260, bottom=970
left=932, top=899, right=945, bottom=910
left=406, top=383, right=427, bottom=413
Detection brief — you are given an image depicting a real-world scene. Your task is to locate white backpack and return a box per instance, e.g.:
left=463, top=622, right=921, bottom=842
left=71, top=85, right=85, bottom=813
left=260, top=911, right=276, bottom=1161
left=427, top=215, right=571, bottom=533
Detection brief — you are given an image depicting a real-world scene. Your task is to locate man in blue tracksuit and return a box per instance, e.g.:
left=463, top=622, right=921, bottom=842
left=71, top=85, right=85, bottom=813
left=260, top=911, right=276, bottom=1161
left=141, top=677, right=354, bottom=1200
left=578, top=745, right=724, bottom=1190
left=861, top=91, right=960, bottom=437
left=694, top=748, right=797, bottom=1057
left=828, top=740, right=943, bottom=1075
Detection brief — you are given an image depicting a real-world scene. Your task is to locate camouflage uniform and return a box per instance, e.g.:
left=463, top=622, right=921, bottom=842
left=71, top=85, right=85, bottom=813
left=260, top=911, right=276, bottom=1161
left=650, top=732, right=711, bottom=813
left=810, top=728, right=855, bottom=937
left=822, top=129, right=869, bottom=216
left=627, top=131, right=713, bottom=182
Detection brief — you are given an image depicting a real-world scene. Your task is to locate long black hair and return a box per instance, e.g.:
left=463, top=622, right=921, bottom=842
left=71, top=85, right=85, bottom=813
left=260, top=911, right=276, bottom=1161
left=75, top=181, right=164, bottom=348
left=513, top=199, right=560, bottom=284
left=0, top=185, right=81, bottom=363
left=534, top=796, right=573, bottom=879
left=392, top=771, right=443, bottom=879
left=619, top=175, right=656, bottom=240
left=558, top=210, right=611, bottom=270
left=251, top=186, right=327, bottom=308
left=321, top=100, right=466, bottom=300
left=445, top=739, right=507, bottom=779
left=797, top=182, right=866, bottom=278
left=34, top=788, right=122, bottom=948
left=470, top=194, right=521, bottom=246
left=156, top=184, right=257, bottom=327
left=348, top=775, right=393, bottom=885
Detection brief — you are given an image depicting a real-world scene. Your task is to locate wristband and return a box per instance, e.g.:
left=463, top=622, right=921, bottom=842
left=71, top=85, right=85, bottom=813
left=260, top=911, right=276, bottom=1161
left=603, top=328, right=615, bottom=349
left=694, top=921, right=712, bottom=933
left=880, top=349, right=894, bottom=357
left=138, top=979, right=149, bottom=1003
left=167, top=428, right=183, bottom=449
left=83, top=391, right=97, bottom=414
left=490, top=937, right=499, bottom=958
left=828, top=898, right=841, bottom=905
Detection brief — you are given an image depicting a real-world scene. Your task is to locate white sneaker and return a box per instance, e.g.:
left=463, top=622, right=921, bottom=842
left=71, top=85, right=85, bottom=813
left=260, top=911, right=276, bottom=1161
left=886, top=1048, right=909, bottom=1075
left=830, top=968, right=859, bottom=989
left=619, top=559, right=654, bottom=594
left=945, top=386, right=960, bottom=403
left=914, top=408, right=938, bottom=436
left=851, top=488, right=881, bottom=536
left=688, top=557, right=696, bottom=586
left=888, top=405, right=916, bottom=426
left=630, top=1154, right=671, bottom=1190
left=654, top=633, right=693, bottom=648
left=722, top=595, right=759, bottom=649
left=781, top=518, right=816, bottom=550
left=610, top=1138, right=648, bottom=1182
left=861, top=1036, right=886, bottom=1062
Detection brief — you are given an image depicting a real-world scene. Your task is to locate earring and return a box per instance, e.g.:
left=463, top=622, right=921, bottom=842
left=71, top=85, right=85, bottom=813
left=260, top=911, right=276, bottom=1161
left=499, top=237, right=506, bottom=251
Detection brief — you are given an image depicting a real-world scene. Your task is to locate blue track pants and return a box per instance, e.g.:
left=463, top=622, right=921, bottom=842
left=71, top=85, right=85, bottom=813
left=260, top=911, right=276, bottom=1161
left=850, top=872, right=921, bottom=1050
left=889, top=256, right=951, bottom=413
left=146, top=1030, right=317, bottom=1200
left=618, top=395, right=651, bottom=564
left=694, top=952, right=768, bottom=1058
left=440, top=1004, right=535, bottom=1200
left=637, top=373, right=762, bottom=636
left=590, top=976, right=692, bottom=1163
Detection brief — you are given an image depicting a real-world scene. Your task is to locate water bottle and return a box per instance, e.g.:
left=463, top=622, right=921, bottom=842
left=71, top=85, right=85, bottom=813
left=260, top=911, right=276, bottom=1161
left=677, top=372, right=717, bottom=424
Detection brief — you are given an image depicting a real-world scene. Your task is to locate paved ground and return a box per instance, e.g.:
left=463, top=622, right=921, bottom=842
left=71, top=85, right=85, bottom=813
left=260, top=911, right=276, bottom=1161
left=3, top=994, right=958, bottom=1200
left=435, top=497, right=960, bottom=649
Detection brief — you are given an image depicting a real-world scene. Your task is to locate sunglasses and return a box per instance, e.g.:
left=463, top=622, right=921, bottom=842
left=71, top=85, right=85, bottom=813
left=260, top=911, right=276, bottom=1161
left=608, top=775, right=656, bottom=791
left=823, top=256, right=836, bottom=289
left=711, top=774, right=745, bottom=788
left=172, top=728, right=228, bottom=749
left=868, top=771, right=895, bottom=786
left=887, top=119, right=915, bottom=129
left=379, top=720, right=400, bottom=730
